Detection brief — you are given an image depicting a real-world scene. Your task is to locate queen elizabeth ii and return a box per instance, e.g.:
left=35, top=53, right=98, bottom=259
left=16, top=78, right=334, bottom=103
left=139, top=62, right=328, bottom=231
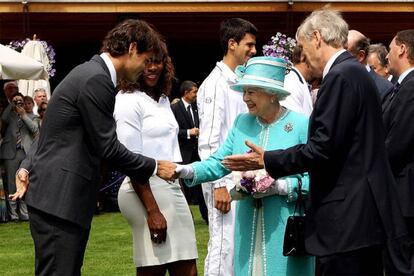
left=176, top=56, right=315, bottom=275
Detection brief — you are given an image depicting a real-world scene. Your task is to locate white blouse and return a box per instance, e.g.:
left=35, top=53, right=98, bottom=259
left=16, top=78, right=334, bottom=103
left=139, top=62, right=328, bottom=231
left=114, top=90, right=182, bottom=163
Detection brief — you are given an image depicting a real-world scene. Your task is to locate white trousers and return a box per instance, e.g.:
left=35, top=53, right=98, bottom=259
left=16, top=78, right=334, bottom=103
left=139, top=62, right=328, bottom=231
left=202, top=182, right=236, bottom=276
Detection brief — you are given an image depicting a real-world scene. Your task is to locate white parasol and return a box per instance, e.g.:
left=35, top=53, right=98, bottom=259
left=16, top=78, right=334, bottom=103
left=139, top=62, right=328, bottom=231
left=17, top=38, right=51, bottom=99
left=0, top=43, right=48, bottom=80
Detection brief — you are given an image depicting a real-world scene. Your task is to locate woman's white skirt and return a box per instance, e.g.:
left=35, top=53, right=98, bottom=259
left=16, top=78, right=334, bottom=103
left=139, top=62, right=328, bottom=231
left=118, top=176, right=198, bottom=267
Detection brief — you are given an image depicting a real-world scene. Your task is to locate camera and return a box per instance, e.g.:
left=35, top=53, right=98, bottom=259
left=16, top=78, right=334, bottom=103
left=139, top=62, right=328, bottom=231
left=12, top=100, right=24, bottom=108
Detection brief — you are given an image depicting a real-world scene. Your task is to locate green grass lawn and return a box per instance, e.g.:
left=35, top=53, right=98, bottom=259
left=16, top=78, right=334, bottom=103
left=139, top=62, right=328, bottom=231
left=0, top=205, right=208, bottom=275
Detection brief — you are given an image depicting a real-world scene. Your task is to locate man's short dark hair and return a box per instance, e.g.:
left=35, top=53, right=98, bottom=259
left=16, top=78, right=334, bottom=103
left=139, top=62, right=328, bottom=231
left=395, top=29, right=414, bottom=63
left=219, top=18, right=257, bottom=55
left=101, top=19, right=162, bottom=57
left=180, top=80, right=197, bottom=97
left=367, top=43, right=389, bottom=67
left=291, top=45, right=304, bottom=65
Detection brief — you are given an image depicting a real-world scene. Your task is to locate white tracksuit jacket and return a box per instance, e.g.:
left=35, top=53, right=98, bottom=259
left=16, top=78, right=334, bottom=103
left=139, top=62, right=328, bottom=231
left=197, top=61, right=248, bottom=276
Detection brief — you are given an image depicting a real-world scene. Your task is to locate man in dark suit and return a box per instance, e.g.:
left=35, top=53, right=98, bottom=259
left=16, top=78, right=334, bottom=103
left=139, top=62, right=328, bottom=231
left=223, top=9, right=409, bottom=275
left=171, top=80, right=208, bottom=223
left=10, top=19, right=177, bottom=276
left=382, top=30, right=414, bottom=273
left=347, top=29, right=393, bottom=98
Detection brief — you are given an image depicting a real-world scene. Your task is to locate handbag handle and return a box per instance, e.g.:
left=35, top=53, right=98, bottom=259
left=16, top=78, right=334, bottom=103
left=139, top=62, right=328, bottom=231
left=293, top=176, right=306, bottom=216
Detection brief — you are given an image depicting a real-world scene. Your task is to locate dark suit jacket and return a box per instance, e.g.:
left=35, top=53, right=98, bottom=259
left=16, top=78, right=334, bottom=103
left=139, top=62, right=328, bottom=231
left=368, top=68, right=393, bottom=98
left=25, top=55, right=156, bottom=228
left=263, top=51, right=406, bottom=256
left=171, top=99, right=200, bottom=164
left=382, top=69, right=414, bottom=217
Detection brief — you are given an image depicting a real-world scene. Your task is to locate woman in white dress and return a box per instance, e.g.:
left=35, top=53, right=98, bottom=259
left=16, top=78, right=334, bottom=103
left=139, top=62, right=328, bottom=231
left=114, top=42, right=198, bottom=276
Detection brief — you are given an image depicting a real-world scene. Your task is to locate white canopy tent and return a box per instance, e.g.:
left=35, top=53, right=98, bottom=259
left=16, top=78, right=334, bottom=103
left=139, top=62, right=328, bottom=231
left=0, top=43, right=48, bottom=80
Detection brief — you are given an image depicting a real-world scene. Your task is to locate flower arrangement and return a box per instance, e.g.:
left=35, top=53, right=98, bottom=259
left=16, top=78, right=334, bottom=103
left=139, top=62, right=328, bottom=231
left=233, top=169, right=275, bottom=196
left=262, top=32, right=297, bottom=63
left=8, top=38, right=56, bottom=77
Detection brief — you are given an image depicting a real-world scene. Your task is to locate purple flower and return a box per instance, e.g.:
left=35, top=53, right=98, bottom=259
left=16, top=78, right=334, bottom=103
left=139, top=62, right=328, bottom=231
left=240, top=177, right=255, bottom=194
left=262, top=32, right=296, bottom=63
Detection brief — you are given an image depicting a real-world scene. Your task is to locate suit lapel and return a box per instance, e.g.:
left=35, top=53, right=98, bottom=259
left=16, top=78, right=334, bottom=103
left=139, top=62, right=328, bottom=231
left=382, top=70, right=414, bottom=128
left=192, top=103, right=199, bottom=128
left=178, top=100, right=193, bottom=127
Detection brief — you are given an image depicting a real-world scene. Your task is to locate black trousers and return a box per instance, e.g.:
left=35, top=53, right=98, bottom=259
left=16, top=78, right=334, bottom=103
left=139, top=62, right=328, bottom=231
left=319, top=245, right=384, bottom=276
left=28, top=206, right=91, bottom=276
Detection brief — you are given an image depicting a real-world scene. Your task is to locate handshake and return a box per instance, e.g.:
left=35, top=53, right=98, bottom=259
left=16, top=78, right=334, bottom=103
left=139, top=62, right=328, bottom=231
left=156, top=160, right=193, bottom=182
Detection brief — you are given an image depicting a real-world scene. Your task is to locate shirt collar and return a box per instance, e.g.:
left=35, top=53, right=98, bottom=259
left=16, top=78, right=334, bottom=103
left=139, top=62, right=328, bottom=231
left=181, top=97, right=191, bottom=108
left=217, top=61, right=238, bottom=83
left=398, top=67, right=414, bottom=84
left=323, top=49, right=347, bottom=79
left=100, top=53, right=117, bottom=87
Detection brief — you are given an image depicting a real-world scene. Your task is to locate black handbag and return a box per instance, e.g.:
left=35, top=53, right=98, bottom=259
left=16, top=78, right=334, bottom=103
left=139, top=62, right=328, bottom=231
left=283, top=178, right=307, bottom=256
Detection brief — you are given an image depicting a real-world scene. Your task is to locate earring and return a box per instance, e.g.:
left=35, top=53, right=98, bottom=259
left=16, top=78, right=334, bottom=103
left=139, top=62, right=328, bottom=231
left=271, top=97, right=275, bottom=103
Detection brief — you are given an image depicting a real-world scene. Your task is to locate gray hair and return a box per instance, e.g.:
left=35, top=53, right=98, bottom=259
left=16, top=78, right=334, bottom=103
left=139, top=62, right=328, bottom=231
left=367, top=43, right=389, bottom=67
left=3, top=81, right=17, bottom=90
left=34, top=87, right=46, bottom=96
left=296, top=9, right=348, bottom=48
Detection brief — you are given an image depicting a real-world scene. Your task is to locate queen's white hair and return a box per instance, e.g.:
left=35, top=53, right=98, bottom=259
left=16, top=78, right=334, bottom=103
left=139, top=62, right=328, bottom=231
left=296, top=9, right=348, bottom=48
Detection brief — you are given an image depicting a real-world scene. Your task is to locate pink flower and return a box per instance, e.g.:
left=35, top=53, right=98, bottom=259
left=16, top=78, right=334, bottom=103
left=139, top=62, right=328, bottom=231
left=254, top=175, right=275, bottom=193
left=242, top=171, right=255, bottom=180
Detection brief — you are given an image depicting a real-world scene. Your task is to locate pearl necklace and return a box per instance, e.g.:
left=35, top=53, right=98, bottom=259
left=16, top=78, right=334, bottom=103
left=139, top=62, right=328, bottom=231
left=256, top=107, right=287, bottom=149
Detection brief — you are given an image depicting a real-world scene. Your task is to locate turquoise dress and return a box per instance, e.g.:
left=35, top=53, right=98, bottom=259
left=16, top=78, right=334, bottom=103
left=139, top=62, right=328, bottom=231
left=187, top=110, right=315, bottom=276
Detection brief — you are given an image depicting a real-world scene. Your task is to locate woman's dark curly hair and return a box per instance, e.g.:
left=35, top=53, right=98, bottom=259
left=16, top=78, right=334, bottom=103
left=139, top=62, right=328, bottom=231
left=118, top=40, right=175, bottom=100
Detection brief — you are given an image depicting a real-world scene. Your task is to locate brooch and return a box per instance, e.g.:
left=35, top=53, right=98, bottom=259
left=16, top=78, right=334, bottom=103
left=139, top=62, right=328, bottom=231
left=284, top=122, right=293, bottom=133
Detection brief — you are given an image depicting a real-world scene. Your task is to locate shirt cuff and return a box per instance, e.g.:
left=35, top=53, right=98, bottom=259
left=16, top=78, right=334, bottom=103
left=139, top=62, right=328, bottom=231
left=187, top=129, right=191, bottom=139
left=152, top=160, right=158, bottom=176
left=213, top=181, right=228, bottom=189
left=16, top=168, right=30, bottom=176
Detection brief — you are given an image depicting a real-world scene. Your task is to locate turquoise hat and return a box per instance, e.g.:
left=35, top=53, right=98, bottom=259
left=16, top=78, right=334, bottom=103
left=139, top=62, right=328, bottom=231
left=231, top=56, right=290, bottom=100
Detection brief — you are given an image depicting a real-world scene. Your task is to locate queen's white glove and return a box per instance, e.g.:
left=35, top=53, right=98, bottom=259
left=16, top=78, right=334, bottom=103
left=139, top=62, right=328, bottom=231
left=175, top=164, right=194, bottom=179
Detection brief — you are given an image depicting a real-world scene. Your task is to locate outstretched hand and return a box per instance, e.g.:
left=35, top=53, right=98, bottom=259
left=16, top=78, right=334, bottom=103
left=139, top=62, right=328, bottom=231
left=156, top=160, right=178, bottom=181
left=9, top=169, right=29, bottom=201
left=222, top=140, right=265, bottom=171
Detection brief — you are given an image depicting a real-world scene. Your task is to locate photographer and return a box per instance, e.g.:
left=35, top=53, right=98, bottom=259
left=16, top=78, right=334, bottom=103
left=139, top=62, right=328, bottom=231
left=0, top=92, right=38, bottom=221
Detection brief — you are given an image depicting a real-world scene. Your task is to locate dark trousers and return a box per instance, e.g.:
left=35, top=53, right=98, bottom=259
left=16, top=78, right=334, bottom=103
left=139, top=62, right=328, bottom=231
left=319, top=245, right=384, bottom=276
left=28, top=206, right=91, bottom=276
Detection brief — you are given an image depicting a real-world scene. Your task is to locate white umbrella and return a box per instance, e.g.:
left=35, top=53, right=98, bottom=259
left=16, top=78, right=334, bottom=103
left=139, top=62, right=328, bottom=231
left=0, top=44, right=48, bottom=80
left=18, top=40, right=51, bottom=99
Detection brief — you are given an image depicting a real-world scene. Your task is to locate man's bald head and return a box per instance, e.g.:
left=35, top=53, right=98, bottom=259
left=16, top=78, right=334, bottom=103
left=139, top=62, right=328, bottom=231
left=347, top=29, right=370, bottom=64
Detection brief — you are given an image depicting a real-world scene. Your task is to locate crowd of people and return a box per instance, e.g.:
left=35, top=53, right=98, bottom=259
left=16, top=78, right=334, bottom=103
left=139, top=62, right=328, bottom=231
left=1, top=6, right=414, bottom=276
left=0, top=82, right=48, bottom=222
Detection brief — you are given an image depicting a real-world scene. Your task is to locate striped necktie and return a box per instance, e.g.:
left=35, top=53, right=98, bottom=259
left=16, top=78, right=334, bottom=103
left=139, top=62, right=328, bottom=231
left=16, top=117, right=22, bottom=149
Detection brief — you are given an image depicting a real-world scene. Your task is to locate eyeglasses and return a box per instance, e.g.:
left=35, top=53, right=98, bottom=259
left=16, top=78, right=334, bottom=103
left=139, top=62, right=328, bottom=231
left=38, top=109, right=46, bottom=113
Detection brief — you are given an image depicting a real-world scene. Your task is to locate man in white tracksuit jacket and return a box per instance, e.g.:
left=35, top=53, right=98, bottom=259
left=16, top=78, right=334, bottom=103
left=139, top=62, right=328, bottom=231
left=197, top=18, right=257, bottom=276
